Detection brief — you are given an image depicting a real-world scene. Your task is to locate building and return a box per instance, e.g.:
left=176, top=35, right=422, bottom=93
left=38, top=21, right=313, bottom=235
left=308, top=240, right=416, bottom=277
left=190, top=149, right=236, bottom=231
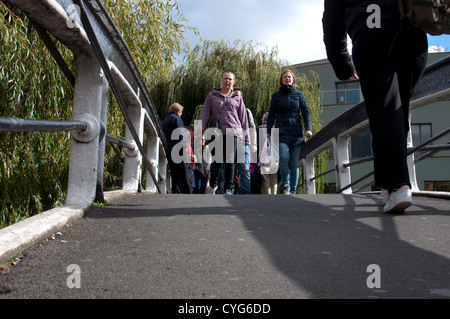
left=293, top=52, right=450, bottom=193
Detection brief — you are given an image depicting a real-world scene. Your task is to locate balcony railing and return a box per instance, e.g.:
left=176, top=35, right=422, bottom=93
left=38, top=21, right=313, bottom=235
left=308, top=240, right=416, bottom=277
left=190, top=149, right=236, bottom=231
left=321, top=89, right=364, bottom=106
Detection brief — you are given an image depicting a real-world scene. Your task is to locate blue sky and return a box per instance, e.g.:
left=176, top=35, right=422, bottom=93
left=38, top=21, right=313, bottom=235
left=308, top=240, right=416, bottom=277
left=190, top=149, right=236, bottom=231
left=177, top=0, right=450, bottom=65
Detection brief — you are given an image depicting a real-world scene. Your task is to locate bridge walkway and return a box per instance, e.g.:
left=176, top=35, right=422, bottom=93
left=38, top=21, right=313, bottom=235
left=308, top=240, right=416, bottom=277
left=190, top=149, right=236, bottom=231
left=1, top=192, right=449, bottom=299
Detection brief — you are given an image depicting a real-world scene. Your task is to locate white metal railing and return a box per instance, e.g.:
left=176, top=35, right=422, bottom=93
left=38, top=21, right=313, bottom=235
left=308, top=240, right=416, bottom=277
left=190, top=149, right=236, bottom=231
left=2, top=0, right=169, bottom=209
left=299, top=55, right=450, bottom=196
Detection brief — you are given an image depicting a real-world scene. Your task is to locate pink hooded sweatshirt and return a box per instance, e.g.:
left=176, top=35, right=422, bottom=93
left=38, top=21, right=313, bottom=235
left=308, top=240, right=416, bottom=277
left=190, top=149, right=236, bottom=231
left=199, top=88, right=250, bottom=145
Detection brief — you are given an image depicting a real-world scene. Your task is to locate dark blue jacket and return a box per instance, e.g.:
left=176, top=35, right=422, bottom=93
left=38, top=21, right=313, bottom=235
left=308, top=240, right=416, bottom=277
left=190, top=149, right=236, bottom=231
left=162, top=112, right=187, bottom=151
left=267, top=85, right=312, bottom=146
left=322, top=0, right=402, bottom=80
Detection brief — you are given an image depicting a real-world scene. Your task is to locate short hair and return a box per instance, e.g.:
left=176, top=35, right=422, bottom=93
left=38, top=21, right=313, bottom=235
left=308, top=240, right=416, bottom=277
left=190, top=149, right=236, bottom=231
left=222, top=71, right=236, bottom=81
left=169, top=103, right=183, bottom=114
left=262, top=112, right=269, bottom=121
left=279, top=69, right=296, bottom=86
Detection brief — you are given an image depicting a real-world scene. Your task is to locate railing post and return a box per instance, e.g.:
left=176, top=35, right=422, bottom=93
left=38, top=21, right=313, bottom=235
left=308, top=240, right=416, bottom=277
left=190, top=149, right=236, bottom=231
left=334, top=136, right=352, bottom=194
left=95, top=77, right=110, bottom=202
left=407, top=113, right=419, bottom=192
left=65, top=55, right=103, bottom=207
left=160, top=155, right=168, bottom=194
left=145, top=135, right=160, bottom=193
left=304, top=156, right=316, bottom=194
left=122, top=107, right=144, bottom=191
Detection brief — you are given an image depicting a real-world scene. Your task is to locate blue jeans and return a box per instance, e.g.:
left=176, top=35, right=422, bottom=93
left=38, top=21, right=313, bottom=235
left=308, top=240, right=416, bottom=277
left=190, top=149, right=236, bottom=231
left=186, top=164, right=196, bottom=192
left=278, top=142, right=302, bottom=193
left=235, top=144, right=251, bottom=194
left=194, top=174, right=209, bottom=194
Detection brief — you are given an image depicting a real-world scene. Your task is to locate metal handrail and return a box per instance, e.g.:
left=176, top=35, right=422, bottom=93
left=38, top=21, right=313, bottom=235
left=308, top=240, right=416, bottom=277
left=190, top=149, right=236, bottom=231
left=0, top=117, right=87, bottom=133
left=83, top=0, right=166, bottom=146
left=303, top=126, right=450, bottom=194
left=78, top=0, right=170, bottom=194
left=3, top=0, right=168, bottom=201
left=74, top=0, right=164, bottom=194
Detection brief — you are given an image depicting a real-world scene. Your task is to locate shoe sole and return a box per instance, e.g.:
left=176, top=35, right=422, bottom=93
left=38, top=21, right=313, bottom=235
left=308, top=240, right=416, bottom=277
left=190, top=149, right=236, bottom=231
left=384, top=200, right=412, bottom=214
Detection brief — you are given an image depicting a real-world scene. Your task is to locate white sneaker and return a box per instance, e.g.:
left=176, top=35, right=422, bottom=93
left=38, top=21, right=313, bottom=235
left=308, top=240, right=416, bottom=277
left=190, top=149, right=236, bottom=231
left=381, top=189, right=389, bottom=203
left=383, top=186, right=412, bottom=214
left=209, top=186, right=218, bottom=194
left=225, top=189, right=233, bottom=195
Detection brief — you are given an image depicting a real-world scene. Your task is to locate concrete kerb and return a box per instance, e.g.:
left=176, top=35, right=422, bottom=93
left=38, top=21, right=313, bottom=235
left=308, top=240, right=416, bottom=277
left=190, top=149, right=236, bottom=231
left=0, top=205, right=87, bottom=265
left=0, top=190, right=139, bottom=265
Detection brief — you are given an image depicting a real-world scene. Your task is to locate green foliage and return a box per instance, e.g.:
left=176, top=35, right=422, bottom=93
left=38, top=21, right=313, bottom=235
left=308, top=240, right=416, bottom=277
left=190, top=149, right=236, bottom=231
left=0, top=1, right=72, bottom=228
left=0, top=0, right=195, bottom=228
left=151, top=39, right=286, bottom=125
left=102, top=0, right=198, bottom=83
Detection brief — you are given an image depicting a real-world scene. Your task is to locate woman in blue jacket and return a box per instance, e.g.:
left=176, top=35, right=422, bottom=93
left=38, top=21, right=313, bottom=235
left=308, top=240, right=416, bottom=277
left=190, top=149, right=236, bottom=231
left=267, top=70, right=312, bottom=194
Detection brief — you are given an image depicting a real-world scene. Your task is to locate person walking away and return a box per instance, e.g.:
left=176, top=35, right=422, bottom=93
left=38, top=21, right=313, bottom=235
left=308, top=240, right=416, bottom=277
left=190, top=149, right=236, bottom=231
left=322, top=0, right=427, bottom=213
left=266, top=70, right=312, bottom=194
left=161, top=103, right=192, bottom=194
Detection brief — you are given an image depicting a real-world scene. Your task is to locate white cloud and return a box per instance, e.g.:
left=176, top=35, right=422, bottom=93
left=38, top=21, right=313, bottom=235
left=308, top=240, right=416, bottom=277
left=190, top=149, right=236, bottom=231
left=177, top=0, right=328, bottom=65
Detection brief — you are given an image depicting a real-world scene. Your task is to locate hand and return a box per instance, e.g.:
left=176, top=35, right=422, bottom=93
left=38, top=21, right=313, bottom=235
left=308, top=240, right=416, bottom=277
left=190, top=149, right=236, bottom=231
left=348, top=74, right=359, bottom=81
left=305, top=130, right=312, bottom=138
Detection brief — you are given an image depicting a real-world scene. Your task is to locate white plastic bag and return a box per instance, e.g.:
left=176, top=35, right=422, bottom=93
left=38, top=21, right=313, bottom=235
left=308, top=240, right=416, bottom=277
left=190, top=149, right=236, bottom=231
left=258, top=136, right=279, bottom=174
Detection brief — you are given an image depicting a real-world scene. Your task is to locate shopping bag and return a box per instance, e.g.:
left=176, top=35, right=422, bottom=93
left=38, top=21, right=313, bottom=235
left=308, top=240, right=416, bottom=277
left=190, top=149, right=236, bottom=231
left=258, top=137, right=279, bottom=174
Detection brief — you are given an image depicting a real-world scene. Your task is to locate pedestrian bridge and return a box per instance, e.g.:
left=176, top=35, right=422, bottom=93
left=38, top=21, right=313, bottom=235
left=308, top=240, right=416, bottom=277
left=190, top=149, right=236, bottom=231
left=1, top=0, right=449, bottom=298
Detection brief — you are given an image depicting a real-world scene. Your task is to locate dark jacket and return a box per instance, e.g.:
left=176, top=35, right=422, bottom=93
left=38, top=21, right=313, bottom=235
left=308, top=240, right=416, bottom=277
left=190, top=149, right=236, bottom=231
left=162, top=112, right=187, bottom=151
left=322, top=0, right=402, bottom=80
left=266, top=85, right=312, bottom=146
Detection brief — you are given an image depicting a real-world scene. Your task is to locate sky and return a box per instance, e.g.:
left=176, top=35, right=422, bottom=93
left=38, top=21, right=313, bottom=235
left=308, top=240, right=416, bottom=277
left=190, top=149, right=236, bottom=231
left=176, top=0, right=450, bottom=65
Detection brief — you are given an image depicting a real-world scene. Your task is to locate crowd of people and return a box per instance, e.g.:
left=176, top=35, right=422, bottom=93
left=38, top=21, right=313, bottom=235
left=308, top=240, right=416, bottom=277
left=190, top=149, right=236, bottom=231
left=162, top=1, right=428, bottom=215
left=161, top=70, right=312, bottom=196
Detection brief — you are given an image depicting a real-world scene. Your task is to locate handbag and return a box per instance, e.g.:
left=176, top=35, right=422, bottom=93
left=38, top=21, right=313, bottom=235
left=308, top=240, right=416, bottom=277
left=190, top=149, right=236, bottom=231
left=258, top=137, right=279, bottom=173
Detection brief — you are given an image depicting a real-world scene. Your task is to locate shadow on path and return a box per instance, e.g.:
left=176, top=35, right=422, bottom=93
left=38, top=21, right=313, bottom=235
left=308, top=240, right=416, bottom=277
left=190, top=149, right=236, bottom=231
left=1, top=193, right=449, bottom=299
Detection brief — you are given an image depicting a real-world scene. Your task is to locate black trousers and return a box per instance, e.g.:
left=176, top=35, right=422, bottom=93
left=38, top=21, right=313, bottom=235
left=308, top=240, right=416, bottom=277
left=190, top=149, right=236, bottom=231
left=209, top=135, right=238, bottom=192
left=352, top=24, right=428, bottom=193
left=167, top=149, right=192, bottom=194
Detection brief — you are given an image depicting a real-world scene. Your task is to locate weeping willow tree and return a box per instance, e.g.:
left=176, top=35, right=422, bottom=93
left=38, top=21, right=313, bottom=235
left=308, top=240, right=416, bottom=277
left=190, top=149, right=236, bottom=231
left=151, top=39, right=328, bottom=193
left=0, top=1, right=72, bottom=228
left=151, top=39, right=284, bottom=125
left=0, top=0, right=194, bottom=228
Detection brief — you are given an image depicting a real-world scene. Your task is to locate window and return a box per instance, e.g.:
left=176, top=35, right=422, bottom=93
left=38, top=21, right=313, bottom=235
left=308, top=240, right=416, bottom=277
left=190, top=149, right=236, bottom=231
left=411, top=123, right=432, bottom=156
left=336, top=81, right=362, bottom=105
left=424, top=181, right=450, bottom=192
left=351, top=127, right=372, bottom=158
